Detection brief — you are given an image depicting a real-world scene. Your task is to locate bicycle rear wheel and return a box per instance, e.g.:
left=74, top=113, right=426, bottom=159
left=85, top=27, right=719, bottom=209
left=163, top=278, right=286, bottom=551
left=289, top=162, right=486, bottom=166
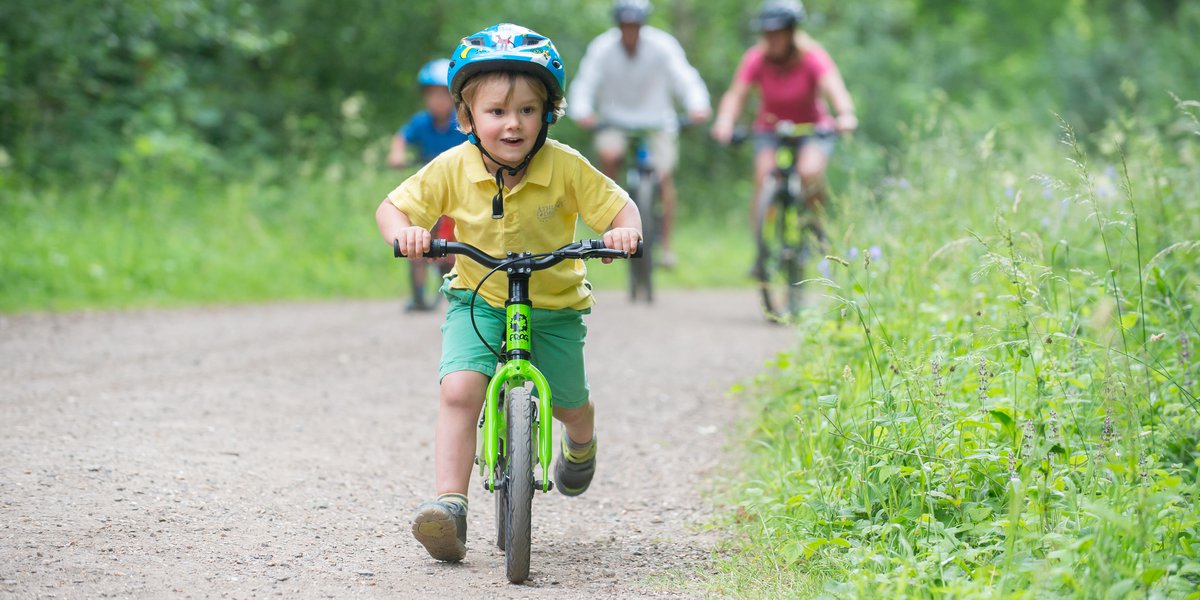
left=503, top=386, right=534, bottom=583
left=755, top=176, right=804, bottom=321
left=628, top=169, right=656, bottom=303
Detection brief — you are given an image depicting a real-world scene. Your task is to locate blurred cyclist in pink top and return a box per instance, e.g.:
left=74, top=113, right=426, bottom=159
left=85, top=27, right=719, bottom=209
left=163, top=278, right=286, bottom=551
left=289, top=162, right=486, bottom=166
left=711, top=0, right=856, bottom=228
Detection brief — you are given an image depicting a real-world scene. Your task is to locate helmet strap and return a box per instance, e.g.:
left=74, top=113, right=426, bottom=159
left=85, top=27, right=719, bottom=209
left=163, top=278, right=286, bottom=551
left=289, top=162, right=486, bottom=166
left=465, top=108, right=552, bottom=220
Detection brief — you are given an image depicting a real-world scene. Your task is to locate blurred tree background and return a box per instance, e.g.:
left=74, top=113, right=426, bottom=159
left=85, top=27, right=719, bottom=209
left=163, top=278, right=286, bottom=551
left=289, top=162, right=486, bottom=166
left=2, top=0, right=1195, bottom=186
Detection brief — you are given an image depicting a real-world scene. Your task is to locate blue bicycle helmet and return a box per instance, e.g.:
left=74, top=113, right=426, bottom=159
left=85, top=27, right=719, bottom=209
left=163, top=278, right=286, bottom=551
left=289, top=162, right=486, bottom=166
left=416, top=58, right=451, bottom=87
left=448, top=23, right=565, bottom=104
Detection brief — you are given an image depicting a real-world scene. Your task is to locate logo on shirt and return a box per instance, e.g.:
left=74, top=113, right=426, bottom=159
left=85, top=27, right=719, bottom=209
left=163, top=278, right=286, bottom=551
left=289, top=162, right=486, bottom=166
left=537, top=199, right=564, bottom=222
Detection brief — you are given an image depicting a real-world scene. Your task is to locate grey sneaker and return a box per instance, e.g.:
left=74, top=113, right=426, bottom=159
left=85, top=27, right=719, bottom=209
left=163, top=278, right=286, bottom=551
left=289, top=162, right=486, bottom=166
left=412, top=499, right=467, bottom=562
left=554, top=440, right=596, bottom=497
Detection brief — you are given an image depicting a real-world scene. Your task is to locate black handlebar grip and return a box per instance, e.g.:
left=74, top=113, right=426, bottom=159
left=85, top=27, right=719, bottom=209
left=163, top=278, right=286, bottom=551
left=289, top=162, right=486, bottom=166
left=630, top=239, right=644, bottom=259
left=393, top=238, right=448, bottom=258
left=425, top=239, right=448, bottom=258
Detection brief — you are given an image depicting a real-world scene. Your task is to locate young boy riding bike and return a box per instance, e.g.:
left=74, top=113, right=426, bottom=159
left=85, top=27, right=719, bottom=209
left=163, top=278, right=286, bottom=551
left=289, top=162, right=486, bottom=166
left=374, top=23, right=643, bottom=563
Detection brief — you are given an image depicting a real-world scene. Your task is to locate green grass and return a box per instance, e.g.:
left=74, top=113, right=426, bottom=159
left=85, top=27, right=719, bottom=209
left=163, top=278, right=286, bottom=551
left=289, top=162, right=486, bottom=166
left=0, top=163, right=754, bottom=313
left=704, top=102, right=1200, bottom=598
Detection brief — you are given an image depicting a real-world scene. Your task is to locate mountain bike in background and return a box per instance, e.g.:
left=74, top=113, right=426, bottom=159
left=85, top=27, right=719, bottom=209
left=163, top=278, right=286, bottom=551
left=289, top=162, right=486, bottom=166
left=738, top=121, right=837, bottom=321
left=595, top=124, right=661, bottom=303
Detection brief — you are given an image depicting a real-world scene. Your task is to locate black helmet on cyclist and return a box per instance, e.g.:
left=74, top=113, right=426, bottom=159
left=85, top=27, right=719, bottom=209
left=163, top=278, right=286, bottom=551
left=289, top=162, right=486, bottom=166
left=613, top=0, right=652, bottom=25
left=755, top=0, right=806, bottom=32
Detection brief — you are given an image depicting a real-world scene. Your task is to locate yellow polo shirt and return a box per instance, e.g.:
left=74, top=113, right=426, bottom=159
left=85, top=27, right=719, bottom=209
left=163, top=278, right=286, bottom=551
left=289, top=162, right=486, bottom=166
left=387, top=139, right=630, bottom=310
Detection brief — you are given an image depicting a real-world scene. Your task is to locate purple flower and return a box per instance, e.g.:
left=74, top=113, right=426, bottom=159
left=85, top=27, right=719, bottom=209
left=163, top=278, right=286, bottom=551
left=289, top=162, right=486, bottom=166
left=869, top=245, right=882, bottom=260
left=817, top=258, right=831, bottom=278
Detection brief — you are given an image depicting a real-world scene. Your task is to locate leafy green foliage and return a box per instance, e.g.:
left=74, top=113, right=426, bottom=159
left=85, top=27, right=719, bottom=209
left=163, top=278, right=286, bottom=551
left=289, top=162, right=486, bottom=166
left=712, top=100, right=1200, bottom=597
left=2, top=1, right=1198, bottom=186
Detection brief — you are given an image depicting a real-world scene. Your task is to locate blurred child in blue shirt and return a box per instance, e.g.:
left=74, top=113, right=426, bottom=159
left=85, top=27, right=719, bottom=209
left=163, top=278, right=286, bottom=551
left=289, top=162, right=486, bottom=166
left=388, top=59, right=468, bottom=311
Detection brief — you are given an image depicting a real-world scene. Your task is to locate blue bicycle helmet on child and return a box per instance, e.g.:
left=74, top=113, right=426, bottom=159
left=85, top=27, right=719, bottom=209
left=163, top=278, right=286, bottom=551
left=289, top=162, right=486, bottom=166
left=446, top=23, right=567, bottom=219
left=416, top=58, right=451, bottom=87
left=448, top=23, right=565, bottom=107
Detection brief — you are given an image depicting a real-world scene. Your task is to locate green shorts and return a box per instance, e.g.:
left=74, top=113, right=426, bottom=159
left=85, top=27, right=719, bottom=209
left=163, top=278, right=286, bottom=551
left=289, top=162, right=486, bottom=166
left=438, top=278, right=591, bottom=409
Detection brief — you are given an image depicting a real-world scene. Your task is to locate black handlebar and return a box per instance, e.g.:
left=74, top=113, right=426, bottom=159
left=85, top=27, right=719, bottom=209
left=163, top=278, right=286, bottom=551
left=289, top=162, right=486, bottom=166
left=729, top=123, right=838, bottom=145
left=394, top=238, right=643, bottom=270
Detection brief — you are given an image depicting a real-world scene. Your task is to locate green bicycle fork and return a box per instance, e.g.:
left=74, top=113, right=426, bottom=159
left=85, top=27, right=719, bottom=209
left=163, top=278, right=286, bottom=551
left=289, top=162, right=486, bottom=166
left=480, top=289, right=555, bottom=493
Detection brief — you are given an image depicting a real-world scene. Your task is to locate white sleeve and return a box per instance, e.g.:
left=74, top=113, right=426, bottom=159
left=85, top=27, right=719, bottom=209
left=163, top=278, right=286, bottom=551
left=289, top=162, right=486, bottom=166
left=663, top=36, right=710, bottom=114
left=567, top=36, right=606, bottom=120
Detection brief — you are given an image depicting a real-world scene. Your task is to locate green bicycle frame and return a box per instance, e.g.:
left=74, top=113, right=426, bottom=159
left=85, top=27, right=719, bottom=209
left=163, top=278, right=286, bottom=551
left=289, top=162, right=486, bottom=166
left=480, top=293, right=555, bottom=493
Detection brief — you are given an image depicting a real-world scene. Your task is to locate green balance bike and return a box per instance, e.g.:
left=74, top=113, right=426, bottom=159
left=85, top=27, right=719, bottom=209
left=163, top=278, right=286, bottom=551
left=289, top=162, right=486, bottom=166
left=394, top=237, right=639, bottom=583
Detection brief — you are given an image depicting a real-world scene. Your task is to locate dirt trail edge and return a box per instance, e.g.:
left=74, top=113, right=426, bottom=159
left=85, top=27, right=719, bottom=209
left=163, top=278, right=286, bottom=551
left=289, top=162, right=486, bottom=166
left=1, top=290, right=793, bottom=598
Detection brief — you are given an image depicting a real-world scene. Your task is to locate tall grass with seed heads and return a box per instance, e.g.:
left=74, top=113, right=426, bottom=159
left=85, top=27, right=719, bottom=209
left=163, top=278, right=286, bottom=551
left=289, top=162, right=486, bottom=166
left=711, top=97, right=1200, bottom=598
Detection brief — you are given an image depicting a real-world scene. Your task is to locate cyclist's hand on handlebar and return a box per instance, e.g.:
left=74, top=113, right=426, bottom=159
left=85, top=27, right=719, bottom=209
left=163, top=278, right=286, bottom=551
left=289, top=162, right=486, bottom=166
left=836, top=114, right=858, bottom=135
left=601, top=227, right=642, bottom=264
left=393, top=226, right=431, bottom=261
left=710, top=120, right=735, bottom=145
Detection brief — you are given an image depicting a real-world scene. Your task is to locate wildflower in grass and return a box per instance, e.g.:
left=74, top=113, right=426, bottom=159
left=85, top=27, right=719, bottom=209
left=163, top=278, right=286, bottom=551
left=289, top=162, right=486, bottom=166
left=1181, top=332, right=1192, bottom=392
left=1100, top=409, right=1115, bottom=450
left=843, top=365, right=855, bottom=384
left=818, top=258, right=831, bottom=278
left=1021, top=418, right=1035, bottom=457
left=931, top=358, right=946, bottom=415
left=977, top=357, right=992, bottom=415
left=1048, top=409, right=1062, bottom=449
left=868, top=245, right=882, bottom=260
left=1006, top=449, right=1018, bottom=481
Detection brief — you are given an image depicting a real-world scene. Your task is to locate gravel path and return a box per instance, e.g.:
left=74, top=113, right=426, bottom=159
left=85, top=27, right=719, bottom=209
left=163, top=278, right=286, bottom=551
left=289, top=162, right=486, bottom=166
left=1, top=290, right=792, bottom=598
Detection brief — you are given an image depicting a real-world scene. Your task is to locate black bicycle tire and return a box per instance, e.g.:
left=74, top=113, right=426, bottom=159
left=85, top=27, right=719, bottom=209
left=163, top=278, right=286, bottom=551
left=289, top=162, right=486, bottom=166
left=494, top=387, right=508, bottom=551
left=755, top=175, right=802, bottom=320
left=504, top=386, right=534, bottom=583
left=628, top=170, right=657, bottom=302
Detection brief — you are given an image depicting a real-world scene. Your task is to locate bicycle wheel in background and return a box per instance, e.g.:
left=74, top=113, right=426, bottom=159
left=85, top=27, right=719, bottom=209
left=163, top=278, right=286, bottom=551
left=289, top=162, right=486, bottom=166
left=627, top=169, right=657, bottom=303
left=503, top=386, right=534, bottom=583
left=754, top=175, right=803, bottom=321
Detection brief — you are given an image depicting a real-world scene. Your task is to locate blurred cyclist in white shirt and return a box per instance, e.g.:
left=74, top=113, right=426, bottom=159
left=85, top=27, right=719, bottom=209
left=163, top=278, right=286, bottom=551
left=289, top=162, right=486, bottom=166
left=568, top=0, right=711, bottom=268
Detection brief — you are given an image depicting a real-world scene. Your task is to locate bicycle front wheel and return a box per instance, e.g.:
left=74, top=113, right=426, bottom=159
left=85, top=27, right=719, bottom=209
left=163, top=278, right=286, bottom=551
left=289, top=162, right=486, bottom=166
left=492, top=391, right=506, bottom=549
left=755, top=176, right=804, bottom=321
left=628, top=169, right=656, bottom=303
left=503, top=386, right=534, bottom=583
